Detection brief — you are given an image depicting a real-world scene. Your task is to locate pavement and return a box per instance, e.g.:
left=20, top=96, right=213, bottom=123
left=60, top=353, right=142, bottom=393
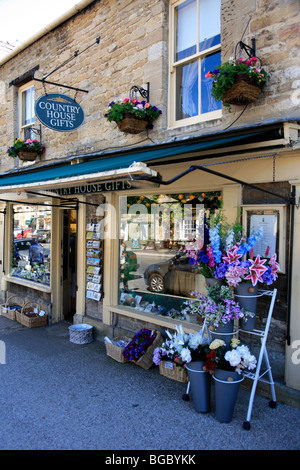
left=0, top=315, right=299, bottom=452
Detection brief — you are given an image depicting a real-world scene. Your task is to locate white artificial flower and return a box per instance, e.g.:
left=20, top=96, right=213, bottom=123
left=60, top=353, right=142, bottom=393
left=180, top=347, right=192, bottom=364
left=189, top=331, right=204, bottom=350
left=225, top=349, right=242, bottom=367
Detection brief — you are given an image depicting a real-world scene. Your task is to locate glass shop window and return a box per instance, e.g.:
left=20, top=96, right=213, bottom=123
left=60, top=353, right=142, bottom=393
left=118, top=191, right=221, bottom=321
left=11, top=203, right=51, bottom=285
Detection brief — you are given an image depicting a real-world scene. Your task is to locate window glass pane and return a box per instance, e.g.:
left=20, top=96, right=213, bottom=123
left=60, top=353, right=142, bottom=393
left=199, top=0, right=221, bottom=51
left=176, top=60, right=198, bottom=120
left=201, top=51, right=222, bottom=113
left=175, top=0, right=197, bottom=61
left=119, top=192, right=222, bottom=318
left=22, top=86, right=34, bottom=126
left=11, top=204, right=51, bottom=285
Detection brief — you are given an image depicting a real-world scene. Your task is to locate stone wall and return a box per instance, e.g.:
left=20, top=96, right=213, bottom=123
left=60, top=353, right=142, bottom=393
left=0, top=0, right=299, bottom=172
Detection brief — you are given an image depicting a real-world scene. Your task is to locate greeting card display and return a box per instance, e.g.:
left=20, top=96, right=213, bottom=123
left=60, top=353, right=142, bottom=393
left=86, top=217, right=103, bottom=301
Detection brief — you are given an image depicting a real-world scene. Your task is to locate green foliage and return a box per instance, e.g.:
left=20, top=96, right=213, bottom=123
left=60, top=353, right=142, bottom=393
left=104, top=97, right=162, bottom=128
left=7, top=138, right=45, bottom=158
left=205, top=57, right=268, bottom=111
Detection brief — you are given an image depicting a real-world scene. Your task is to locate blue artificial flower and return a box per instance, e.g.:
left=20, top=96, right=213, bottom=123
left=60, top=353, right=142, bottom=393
left=209, top=224, right=222, bottom=264
left=200, top=254, right=209, bottom=264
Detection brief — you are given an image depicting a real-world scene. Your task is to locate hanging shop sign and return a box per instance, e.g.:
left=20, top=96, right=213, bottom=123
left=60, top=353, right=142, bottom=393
left=35, top=93, right=84, bottom=132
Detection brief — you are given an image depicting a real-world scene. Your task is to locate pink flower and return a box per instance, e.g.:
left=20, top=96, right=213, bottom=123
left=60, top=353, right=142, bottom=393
left=225, top=265, right=248, bottom=287
left=206, top=245, right=215, bottom=267
left=145, top=103, right=150, bottom=108
left=223, top=248, right=243, bottom=265
left=269, top=254, right=280, bottom=279
left=205, top=72, right=214, bottom=78
left=265, top=246, right=270, bottom=257
left=244, top=255, right=268, bottom=286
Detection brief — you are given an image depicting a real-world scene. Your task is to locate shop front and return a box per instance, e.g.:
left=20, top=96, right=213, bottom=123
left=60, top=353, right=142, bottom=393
left=0, top=121, right=299, bottom=392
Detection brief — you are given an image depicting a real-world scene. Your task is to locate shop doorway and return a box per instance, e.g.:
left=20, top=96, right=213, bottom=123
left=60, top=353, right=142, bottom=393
left=62, top=209, right=77, bottom=321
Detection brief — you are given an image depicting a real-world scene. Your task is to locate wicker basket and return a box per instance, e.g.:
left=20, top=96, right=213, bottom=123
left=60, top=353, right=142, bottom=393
left=16, top=301, right=47, bottom=328
left=117, top=113, right=148, bottom=134
left=1, top=295, right=24, bottom=321
left=133, top=330, right=163, bottom=370
left=104, top=336, right=131, bottom=363
left=159, top=360, right=188, bottom=383
left=17, top=149, right=39, bottom=161
left=222, top=73, right=263, bottom=106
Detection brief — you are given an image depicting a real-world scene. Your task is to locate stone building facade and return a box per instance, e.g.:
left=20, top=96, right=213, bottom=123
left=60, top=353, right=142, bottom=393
left=0, top=0, right=299, bottom=397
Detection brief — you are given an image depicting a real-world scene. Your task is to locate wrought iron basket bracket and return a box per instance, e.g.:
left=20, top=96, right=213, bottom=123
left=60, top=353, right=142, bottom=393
left=24, top=124, right=42, bottom=142
left=129, top=82, right=150, bottom=103
left=235, top=38, right=256, bottom=59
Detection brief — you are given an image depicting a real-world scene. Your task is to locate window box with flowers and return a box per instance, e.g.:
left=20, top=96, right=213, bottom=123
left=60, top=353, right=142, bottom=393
left=7, top=138, right=45, bottom=161
left=205, top=57, right=268, bottom=112
left=105, top=97, right=162, bottom=134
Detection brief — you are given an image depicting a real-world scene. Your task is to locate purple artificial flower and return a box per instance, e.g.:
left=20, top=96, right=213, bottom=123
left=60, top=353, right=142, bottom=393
left=214, top=263, right=228, bottom=279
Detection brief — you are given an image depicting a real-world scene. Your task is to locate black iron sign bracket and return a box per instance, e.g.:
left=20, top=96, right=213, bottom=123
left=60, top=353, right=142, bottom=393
left=34, top=37, right=100, bottom=95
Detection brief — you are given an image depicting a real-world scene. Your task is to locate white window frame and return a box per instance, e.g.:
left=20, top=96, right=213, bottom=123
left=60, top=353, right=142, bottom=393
left=168, top=0, right=222, bottom=129
left=18, top=81, right=35, bottom=139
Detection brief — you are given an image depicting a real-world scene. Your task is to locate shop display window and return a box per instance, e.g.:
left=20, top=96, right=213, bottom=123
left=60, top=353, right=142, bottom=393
left=11, top=203, right=51, bottom=285
left=118, top=192, right=221, bottom=322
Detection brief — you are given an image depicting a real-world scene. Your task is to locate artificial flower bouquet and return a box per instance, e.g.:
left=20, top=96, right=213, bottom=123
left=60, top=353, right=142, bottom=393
left=153, top=324, right=191, bottom=368
left=206, top=338, right=257, bottom=375
left=215, top=245, right=280, bottom=288
left=153, top=324, right=210, bottom=368
left=181, top=208, right=280, bottom=288
left=181, top=210, right=243, bottom=278
left=7, top=138, right=45, bottom=158
left=182, top=285, right=246, bottom=328
left=123, top=328, right=156, bottom=361
left=104, top=97, right=162, bottom=129
left=122, top=328, right=163, bottom=369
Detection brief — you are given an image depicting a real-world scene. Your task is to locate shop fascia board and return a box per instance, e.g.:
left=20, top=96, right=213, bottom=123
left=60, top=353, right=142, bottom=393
left=0, top=162, right=158, bottom=193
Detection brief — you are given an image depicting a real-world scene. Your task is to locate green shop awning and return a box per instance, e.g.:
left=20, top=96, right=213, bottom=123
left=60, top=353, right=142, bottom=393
left=0, top=130, right=273, bottom=191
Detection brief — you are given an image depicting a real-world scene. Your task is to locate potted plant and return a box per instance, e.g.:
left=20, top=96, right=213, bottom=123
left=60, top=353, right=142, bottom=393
left=205, top=56, right=268, bottom=112
left=206, top=338, right=257, bottom=423
left=104, top=97, right=162, bottom=134
left=7, top=138, right=45, bottom=161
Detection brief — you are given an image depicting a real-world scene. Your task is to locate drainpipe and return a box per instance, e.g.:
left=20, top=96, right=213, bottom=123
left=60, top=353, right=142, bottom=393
left=287, top=186, right=296, bottom=346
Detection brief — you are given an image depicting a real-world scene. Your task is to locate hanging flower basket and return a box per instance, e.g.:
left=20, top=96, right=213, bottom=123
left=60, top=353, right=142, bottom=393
left=221, top=73, right=264, bottom=106
left=105, top=97, right=162, bottom=134
left=116, top=113, right=148, bottom=134
left=7, top=138, right=45, bottom=160
left=205, top=57, right=267, bottom=112
left=17, top=149, right=40, bottom=161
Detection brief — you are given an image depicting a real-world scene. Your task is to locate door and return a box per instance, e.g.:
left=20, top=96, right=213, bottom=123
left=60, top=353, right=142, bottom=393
left=62, top=209, right=77, bottom=321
